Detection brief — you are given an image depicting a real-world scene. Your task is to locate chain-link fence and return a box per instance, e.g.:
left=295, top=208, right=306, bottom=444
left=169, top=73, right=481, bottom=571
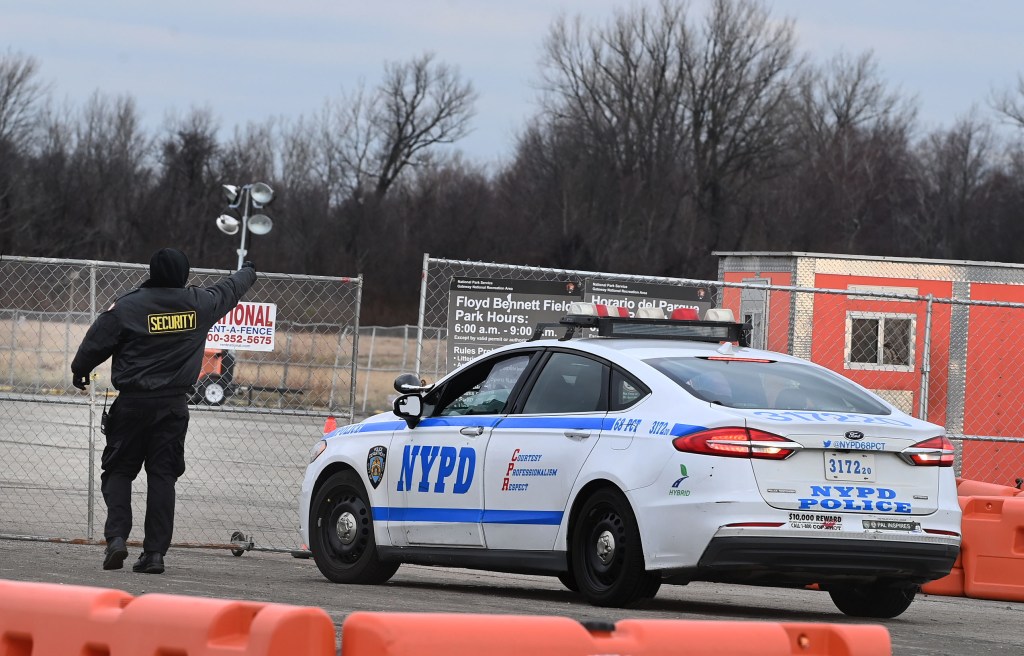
left=416, top=255, right=1024, bottom=489
left=0, top=256, right=360, bottom=552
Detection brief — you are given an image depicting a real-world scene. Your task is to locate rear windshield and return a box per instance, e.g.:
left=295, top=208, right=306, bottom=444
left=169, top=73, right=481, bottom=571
left=645, top=357, right=892, bottom=415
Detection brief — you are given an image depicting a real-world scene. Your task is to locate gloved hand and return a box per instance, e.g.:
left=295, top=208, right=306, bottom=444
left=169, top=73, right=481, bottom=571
left=242, top=261, right=256, bottom=273
left=72, top=373, right=89, bottom=390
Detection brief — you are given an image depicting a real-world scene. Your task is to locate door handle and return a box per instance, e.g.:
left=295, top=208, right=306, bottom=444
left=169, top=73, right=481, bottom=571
left=460, top=426, right=485, bottom=437
left=564, top=430, right=591, bottom=440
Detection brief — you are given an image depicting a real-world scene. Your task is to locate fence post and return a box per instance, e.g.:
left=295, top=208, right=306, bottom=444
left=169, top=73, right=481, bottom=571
left=7, top=312, right=17, bottom=388
left=919, top=295, right=933, bottom=421
left=361, top=326, right=377, bottom=414
left=86, top=262, right=97, bottom=540
left=415, top=253, right=430, bottom=379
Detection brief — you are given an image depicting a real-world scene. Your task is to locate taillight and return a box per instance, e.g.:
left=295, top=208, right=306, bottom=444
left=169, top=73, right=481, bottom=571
left=900, top=435, right=955, bottom=467
left=672, top=427, right=800, bottom=460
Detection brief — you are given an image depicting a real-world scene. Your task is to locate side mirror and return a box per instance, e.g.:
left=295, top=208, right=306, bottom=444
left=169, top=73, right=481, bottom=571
left=393, top=393, right=423, bottom=429
left=394, top=373, right=432, bottom=394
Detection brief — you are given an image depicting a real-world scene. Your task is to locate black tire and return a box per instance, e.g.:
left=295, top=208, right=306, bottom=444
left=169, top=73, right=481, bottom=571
left=309, top=470, right=399, bottom=584
left=570, top=487, right=659, bottom=607
left=557, top=570, right=579, bottom=592
left=829, top=582, right=918, bottom=618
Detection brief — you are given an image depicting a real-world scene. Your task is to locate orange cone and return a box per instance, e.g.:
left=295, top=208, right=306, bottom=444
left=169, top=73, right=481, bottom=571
left=323, top=416, right=337, bottom=434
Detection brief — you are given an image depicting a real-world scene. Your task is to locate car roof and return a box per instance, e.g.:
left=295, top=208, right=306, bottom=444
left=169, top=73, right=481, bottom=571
left=514, top=336, right=806, bottom=365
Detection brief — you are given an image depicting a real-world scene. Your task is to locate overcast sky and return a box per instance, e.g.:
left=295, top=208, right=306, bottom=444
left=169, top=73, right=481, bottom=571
left=2, top=1, right=1022, bottom=166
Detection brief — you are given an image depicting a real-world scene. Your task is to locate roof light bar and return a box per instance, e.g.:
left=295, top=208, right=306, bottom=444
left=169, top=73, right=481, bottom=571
left=528, top=302, right=750, bottom=345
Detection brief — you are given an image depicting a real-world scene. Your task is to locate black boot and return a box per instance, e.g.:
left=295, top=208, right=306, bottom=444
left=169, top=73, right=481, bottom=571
left=132, top=551, right=165, bottom=574
left=102, top=537, right=129, bottom=570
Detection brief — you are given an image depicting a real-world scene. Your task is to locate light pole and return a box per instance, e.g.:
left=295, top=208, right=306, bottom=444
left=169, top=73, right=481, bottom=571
left=215, top=182, right=275, bottom=270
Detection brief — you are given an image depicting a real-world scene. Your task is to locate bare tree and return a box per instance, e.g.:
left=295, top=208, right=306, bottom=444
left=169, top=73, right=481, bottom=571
left=368, top=53, right=477, bottom=200
left=911, top=114, right=993, bottom=258
left=522, top=0, right=802, bottom=276
left=782, top=51, right=917, bottom=252
left=324, top=53, right=477, bottom=271
left=0, top=50, right=49, bottom=253
left=682, top=0, right=801, bottom=256
left=991, top=73, right=1024, bottom=129
left=0, top=50, right=48, bottom=150
left=535, top=0, right=692, bottom=272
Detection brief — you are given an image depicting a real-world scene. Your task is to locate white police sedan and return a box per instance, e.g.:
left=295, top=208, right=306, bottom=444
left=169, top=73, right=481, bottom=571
left=299, top=304, right=960, bottom=617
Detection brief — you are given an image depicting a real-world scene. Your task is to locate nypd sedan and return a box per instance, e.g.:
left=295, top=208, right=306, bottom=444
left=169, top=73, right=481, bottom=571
left=298, top=305, right=960, bottom=617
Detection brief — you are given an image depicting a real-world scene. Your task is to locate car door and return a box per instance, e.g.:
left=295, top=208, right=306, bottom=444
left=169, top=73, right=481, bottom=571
left=387, top=351, right=536, bottom=547
left=482, top=350, right=609, bottom=550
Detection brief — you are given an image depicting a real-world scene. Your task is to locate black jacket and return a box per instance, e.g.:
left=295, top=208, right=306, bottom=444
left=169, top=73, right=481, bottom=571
left=72, top=268, right=257, bottom=393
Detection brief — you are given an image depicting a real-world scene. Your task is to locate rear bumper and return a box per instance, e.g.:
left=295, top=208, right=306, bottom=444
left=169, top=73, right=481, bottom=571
left=686, top=533, right=959, bottom=587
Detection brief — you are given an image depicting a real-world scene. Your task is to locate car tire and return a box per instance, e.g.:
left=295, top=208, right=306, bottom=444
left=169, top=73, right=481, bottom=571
left=309, top=470, right=399, bottom=585
left=828, top=582, right=917, bottom=618
left=557, top=570, right=579, bottom=592
left=570, top=487, right=659, bottom=607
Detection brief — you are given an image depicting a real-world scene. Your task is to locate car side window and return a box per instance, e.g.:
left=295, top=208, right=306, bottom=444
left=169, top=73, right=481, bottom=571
left=521, top=352, right=608, bottom=414
left=435, top=354, right=532, bottom=416
left=610, top=368, right=649, bottom=411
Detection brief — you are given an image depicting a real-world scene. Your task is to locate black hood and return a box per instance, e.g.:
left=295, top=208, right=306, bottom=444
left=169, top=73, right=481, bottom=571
left=142, top=248, right=190, bottom=288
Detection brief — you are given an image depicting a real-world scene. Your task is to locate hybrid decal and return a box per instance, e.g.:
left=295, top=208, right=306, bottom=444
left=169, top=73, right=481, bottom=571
left=753, top=411, right=911, bottom=427
left=789, top=512, right=842, bottom=530
left=366, top=446, right=387, bottom=489
left=396, top=445, right=476, bottom=494
left=823, top=439, right=886, bottom=451
left=669, top=464, right=691, bottom=497
left=798, top=485, right=912, bottom=513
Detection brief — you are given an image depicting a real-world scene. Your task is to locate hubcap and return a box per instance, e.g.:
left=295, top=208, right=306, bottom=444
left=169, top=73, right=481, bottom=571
left=205, top=383, right=225, bottom=403
left=335, top=511, right=357, bottom=545
left=596, top=529, right=616, bottom=565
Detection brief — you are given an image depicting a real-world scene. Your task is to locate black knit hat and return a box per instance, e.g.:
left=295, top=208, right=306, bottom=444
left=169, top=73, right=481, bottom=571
left=143, top=248, right=190, bottom=288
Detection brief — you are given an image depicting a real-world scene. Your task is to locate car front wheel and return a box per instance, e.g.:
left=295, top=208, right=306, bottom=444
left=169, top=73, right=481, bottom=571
left=309, top=470, right=399, bottom=584
left=571, top=487, right=660, bottom=607
left=829, top=582, right=917, bottom=618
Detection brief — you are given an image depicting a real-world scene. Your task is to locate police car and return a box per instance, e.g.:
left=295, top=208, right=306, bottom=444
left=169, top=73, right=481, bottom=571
left=298, top=304, right=960, bottom=617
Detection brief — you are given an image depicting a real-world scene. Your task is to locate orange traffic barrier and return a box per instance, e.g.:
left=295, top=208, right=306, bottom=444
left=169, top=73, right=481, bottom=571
left=323, top=415, right=338, bottom=434
left=0, top=579, right=335, bottom=656
left=956, top=477, right=1022, bottom=498
left=340, top=613, right=891, bottom=655
left=960, top=495, right=1024, bottom=602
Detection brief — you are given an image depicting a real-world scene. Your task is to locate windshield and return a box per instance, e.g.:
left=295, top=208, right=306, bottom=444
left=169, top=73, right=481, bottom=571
left=645, top=356, right=892, bottom=415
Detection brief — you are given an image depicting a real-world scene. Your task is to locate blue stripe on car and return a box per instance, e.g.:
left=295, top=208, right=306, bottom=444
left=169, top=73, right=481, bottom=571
left=329, top=417, right=706, bottom=437
left=373, top=507, right=563, bottom=525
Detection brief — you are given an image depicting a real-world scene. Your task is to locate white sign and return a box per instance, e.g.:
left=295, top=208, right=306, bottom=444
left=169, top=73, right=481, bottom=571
left=205, top=302, right=277, bottom=352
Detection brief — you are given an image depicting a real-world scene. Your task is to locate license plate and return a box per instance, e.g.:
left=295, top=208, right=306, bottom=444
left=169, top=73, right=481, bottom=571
left=825, top=452, right=875, bottom=481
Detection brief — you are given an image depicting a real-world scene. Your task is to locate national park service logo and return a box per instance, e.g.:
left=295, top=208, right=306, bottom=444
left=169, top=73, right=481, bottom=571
left=366, top=446, right=387, bottom=489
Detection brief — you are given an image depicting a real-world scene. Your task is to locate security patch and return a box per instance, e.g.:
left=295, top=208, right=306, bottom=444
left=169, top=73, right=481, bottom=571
left=148, top=311, right=197, bottom=333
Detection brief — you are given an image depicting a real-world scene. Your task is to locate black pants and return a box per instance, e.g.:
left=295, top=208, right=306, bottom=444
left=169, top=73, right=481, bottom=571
left=100, top=394, right=189, bottom=554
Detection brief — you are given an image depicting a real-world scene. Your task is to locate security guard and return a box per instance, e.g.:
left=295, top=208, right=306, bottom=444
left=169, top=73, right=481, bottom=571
left=71, top=248, right=257, bottom=574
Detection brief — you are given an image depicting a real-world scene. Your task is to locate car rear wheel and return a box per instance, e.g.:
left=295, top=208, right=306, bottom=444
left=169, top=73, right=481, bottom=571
left=571, top=488, right=660, bottom=607
left=557, top=570, right=579, bottom=592
left=829, top=582, right=917, bottom=618
left=309, top=470, right=399, bottom=584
